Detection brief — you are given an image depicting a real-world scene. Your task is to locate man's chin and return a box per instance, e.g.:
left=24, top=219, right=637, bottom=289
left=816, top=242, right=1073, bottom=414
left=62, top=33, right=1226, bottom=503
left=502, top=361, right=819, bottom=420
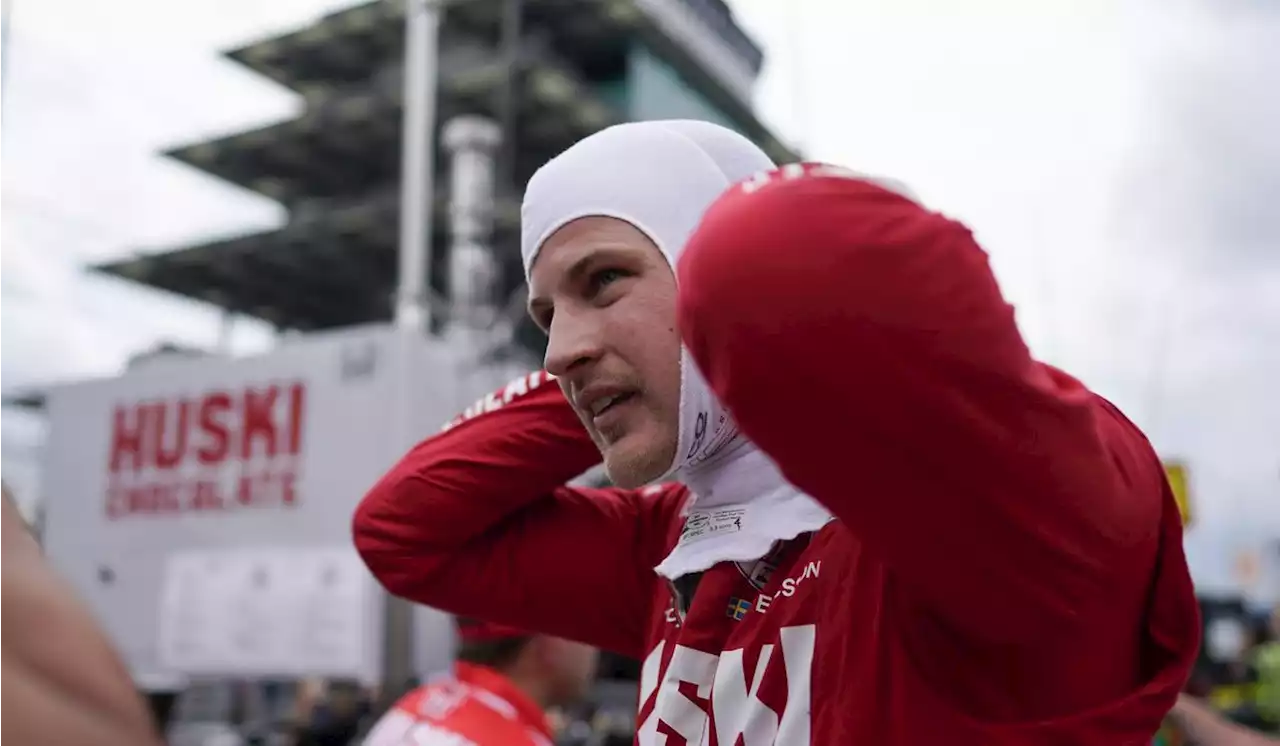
left=603, top=464, right=649, bottom=489
left=601, top=436, right=673, bottom=488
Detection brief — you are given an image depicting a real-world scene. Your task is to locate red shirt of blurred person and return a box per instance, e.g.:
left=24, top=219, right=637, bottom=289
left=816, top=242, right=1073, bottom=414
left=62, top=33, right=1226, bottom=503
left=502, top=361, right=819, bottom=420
left=361, top=619, right=596, bottom=746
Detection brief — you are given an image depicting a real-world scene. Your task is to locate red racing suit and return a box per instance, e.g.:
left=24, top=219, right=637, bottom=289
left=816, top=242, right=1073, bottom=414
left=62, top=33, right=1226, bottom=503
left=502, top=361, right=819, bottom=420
left=354, top=164, right=1200, bottom=744
left=361, top=662, right=554, bottom=746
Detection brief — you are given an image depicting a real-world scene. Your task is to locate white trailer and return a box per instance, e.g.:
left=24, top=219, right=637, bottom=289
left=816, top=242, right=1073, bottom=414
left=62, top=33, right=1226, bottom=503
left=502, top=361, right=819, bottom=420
left=37, top=322, right=532, bottom=686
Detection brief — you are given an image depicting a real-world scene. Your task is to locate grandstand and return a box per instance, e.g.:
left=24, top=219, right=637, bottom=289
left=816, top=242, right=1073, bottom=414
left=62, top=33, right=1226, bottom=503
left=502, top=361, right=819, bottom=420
left=92, top=0, right=795, bottom=354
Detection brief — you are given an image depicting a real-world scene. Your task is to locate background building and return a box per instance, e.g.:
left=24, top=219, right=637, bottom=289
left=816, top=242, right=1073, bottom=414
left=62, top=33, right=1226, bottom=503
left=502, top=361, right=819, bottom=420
left=93, top=0, right=796, bottom=356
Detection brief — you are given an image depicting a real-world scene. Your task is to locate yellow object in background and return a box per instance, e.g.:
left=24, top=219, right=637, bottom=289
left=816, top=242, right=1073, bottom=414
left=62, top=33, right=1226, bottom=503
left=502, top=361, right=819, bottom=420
left=1208, top=683, right=1254, bottom=711
left=1163, top=461, right=1193, bottom=528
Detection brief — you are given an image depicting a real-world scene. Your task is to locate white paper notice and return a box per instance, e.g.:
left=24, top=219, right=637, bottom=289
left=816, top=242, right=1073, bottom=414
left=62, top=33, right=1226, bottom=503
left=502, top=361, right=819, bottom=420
left=157, top=547, right=382, bottom=681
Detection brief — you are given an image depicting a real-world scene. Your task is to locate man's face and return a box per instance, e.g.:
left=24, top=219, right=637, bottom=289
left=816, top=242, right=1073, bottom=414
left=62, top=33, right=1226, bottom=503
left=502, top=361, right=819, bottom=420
left=528, top=216, right=681, bottom=487
left=537, top=637, right=600, bottom=707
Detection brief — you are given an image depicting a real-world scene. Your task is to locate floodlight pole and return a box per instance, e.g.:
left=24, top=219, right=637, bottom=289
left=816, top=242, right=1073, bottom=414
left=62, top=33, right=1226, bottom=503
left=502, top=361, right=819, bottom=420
left=383, top=0, right=443, bottom=706
left=394, top=0, right=442, bottom=331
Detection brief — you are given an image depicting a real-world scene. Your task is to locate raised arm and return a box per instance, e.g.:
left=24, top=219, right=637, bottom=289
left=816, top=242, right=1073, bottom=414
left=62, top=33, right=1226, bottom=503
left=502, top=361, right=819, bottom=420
left=675, top=164, right=1191, bottom=641
left=1168, top=695, right=1280, bottom=746
left=2, top=486, right=163, bottom=746
left=352, top=371, right=682, bottom=658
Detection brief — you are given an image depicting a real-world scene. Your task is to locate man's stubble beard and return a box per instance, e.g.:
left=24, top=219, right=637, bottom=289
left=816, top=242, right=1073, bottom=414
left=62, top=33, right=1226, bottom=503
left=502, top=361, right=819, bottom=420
left=601, top=432, right=677, bottom=489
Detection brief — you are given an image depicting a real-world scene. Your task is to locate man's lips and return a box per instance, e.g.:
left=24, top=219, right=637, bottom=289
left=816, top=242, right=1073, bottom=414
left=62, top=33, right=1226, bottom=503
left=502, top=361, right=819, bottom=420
left=576, top=384, right=635, bottom=418
left=590, top=392, right=639, bottom=441
left=588, top=391, right=634, bottom=417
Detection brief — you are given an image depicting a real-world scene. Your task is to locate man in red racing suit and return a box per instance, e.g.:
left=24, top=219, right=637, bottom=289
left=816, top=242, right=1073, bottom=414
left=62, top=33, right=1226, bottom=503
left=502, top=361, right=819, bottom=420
left=354, top=124, right=1200, bottom=744
left=361, top=618, right=596, bottom=746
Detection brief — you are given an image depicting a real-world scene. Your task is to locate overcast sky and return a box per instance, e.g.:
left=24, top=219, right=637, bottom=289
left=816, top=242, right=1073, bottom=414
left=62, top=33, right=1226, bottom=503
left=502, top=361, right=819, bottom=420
left=2, top=0, right=1277, bottom=597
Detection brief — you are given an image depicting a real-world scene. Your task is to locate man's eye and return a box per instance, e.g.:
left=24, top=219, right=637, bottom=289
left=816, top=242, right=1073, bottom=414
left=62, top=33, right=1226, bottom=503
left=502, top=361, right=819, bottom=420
left=589, top=269, right=625, bottom=293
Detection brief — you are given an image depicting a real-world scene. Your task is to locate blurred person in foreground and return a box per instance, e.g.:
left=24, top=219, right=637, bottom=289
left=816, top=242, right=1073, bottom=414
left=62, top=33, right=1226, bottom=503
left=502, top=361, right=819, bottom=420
left=354, top=121, right=1201, bottom=744
left=1, top=484, right=162, bottom=746
left=359, top=618, right=597, bottom=745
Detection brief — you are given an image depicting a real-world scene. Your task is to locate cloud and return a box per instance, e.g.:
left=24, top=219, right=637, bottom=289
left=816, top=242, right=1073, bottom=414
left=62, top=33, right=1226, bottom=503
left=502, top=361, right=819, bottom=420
left=1090, top=2, right=1280, bottom=594
left=1117, top=2, right=1280, bottom=273
left=1, top=6, right=291, bottom=392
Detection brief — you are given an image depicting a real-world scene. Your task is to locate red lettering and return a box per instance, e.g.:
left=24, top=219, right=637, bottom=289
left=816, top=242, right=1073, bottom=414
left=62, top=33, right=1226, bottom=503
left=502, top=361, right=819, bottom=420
left=280, top=470, right=298, bottom=505
left=109, top=406, right=146, bottom=473
left=287, top=383, right=305, bottom=455
left=241, top=387, right=279, bottom=459
left=104, top=467, right=301, bottom=519
left=153, top=401, right=191, bottom=470
left=197, top=392, right=232, bottom=465
left=106, top=484, right=128, bottom=519
left=190, top=480, right=224, bottom=511
left=104, top=381, right=306, bottom=519
left=122, top=484, right=182, bottom=515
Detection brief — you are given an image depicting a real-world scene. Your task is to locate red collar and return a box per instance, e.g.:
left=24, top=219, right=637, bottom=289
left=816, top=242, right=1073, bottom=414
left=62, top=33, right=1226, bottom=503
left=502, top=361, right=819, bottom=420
left=453, top=662, right=553, bottom=738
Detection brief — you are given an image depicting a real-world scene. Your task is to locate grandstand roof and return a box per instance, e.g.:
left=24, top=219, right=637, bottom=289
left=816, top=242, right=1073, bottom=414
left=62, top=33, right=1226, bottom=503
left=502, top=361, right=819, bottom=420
left=225, top=0, right=764, bottom=96
left=93, top=193, right=523, bottom=332
left=104, top=0, right=794, bottom=337
left=166, top=53, right=620, bottom=206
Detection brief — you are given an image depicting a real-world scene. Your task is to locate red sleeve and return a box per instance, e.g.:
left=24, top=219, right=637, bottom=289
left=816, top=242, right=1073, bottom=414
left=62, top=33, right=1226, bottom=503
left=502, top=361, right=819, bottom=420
left=675, top=164, right=1184, bottom=641
left=352, top=370, right=683, bottom=658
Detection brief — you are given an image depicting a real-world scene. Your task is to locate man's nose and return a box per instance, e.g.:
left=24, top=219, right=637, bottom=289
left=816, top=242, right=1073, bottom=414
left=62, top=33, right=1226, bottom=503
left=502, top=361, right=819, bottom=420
left=544, top=310, right=604, bottom=378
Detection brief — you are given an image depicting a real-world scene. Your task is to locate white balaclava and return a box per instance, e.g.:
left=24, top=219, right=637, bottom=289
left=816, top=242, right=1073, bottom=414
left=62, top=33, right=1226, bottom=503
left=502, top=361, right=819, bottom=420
left=521, top=121, right=835, bottom=576
left=520, top=120, right=775, bottom=479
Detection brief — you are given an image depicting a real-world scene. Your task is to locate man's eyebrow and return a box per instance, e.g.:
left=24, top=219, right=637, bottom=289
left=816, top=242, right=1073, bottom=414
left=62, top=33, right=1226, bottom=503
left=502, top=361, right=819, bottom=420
left=563, top=252, right=601, bottom=284
left=526, top=247, right=634, bottom=319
